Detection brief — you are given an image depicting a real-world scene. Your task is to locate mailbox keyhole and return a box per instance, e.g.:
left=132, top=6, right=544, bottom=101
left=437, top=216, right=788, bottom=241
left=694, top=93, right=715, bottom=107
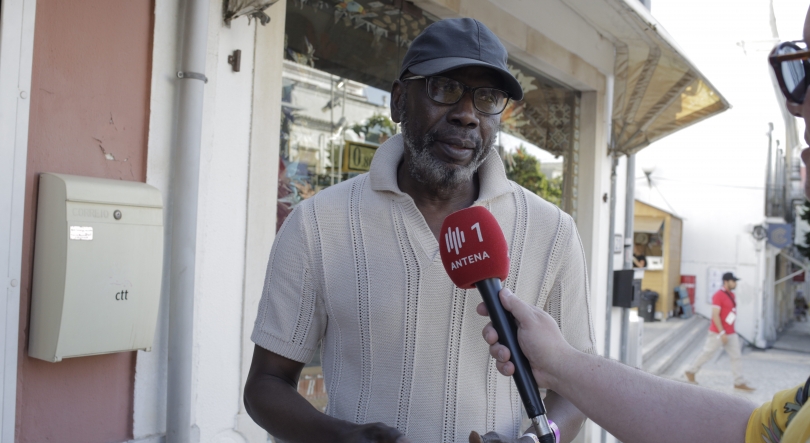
left=113, top=210, right=122, bottom=220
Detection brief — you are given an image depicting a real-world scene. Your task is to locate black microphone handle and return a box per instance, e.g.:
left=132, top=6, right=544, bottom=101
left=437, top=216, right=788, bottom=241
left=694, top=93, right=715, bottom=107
left=475, top=278, right=546, bottom=419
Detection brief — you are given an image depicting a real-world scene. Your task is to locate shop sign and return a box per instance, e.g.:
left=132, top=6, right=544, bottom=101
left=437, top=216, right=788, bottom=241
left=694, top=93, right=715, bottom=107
left=343, top=141, right=378, bottom=173
left=767, top=223, right=793, bottom=249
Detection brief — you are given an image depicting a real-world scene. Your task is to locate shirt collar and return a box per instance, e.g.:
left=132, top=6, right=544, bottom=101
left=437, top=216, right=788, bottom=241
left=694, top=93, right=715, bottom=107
left=368, top=133, right=514, bottom=203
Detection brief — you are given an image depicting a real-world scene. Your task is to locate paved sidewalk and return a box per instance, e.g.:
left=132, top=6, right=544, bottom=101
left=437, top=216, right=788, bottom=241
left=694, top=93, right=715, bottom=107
left=674, top=321, right=810, bottom=406
left=771, top=320, right=810, bottom=354
left=642, top=317, right=691, bottom=348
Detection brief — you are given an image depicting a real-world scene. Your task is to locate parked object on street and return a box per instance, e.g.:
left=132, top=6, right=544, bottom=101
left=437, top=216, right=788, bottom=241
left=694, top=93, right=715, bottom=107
left=638, top=290, right=659, bottom=322
left=680, top=275, right=696, bottom=308
left=675, top=285, right=693, bottom=319
left=685, top=272, right=755, bottom=391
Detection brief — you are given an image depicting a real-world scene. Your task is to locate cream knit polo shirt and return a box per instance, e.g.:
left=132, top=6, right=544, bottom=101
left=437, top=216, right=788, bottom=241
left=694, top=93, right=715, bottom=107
left=252, top=134, right=596, bottom=442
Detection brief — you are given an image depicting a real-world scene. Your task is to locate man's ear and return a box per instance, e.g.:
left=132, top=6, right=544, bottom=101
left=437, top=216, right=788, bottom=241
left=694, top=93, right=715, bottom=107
left=390, top=80, right=405, bottom=123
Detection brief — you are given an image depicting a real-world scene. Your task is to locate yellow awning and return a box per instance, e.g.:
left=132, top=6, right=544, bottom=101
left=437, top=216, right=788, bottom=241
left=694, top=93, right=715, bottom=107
left=635, top=216, right=664, bottom=234
left=562, top=0, right=730, bottom=155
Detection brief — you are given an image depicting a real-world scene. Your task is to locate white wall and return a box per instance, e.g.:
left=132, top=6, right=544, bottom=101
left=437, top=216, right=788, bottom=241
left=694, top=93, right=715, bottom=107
left=192, top=3, right=257, bottom=441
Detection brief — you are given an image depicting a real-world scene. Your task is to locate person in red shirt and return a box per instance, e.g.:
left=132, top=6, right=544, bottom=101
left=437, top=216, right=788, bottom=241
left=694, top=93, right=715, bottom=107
left=684, top=272, right=754, bottom=391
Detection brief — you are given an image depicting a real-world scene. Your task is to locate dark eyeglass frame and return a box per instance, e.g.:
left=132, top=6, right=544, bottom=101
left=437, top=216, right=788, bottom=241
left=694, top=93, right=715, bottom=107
left=402, top=75, right=511, bottom=115
left=769, top=40, right=810, bottom=104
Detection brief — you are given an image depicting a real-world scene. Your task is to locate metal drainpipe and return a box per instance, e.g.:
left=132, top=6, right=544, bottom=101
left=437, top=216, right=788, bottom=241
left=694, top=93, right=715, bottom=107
left=167, top=0, right=210, bottom=442
left=601, top=152, right=618, bottom=443
left=620, top=154, right=635, bottom=363
left=603, top=153, right=619, bottom=359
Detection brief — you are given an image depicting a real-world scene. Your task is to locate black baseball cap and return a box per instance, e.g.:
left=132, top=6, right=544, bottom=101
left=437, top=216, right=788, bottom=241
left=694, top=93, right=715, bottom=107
left=398, top=18, right=524, bottom=100
left=722, top=272, right=740, bottom=282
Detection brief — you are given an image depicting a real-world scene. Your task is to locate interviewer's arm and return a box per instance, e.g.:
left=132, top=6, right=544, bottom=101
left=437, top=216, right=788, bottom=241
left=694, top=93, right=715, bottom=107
left=480, top=290, right=756, bottom=443
left=244, top=345, right=406, bottom=443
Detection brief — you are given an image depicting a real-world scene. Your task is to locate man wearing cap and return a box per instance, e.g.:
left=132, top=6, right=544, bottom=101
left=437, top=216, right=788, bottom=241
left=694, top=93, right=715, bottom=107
left=244, top=18, right=594, bottom=443
left=684, top=272, right=754, bottom=391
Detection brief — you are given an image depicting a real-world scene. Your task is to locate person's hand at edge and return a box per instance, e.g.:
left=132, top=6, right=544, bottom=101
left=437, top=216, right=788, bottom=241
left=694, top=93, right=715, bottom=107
left=476, top=288, right=576, bottom=389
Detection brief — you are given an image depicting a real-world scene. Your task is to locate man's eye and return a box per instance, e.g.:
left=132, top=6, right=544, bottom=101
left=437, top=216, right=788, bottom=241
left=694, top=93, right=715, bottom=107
left=478, top=91, right=496, bottom=103
left=441, top=82, right=460, bottom=92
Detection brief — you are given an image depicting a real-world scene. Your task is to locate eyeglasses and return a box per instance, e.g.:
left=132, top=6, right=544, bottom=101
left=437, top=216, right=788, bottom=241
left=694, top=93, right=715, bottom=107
left=769, top=41, right=810, bottom=104
left=402, top=75, right=511, bottom=115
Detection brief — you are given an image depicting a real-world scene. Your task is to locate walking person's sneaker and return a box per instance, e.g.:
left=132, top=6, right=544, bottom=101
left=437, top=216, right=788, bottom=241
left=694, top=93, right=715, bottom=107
left=684, top=371, right=696, bottom=383
left=734, top=382, right=756, bottom=392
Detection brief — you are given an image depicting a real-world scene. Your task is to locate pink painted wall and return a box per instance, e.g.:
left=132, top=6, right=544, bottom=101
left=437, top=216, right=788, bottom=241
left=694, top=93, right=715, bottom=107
left=17, top=1, right=154, bottom=442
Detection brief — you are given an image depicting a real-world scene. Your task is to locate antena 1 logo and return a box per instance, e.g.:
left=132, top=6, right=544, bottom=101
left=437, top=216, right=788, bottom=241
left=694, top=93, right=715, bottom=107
left=445, top=226, right=466, bottom=255
left=445, top=222, right=485, bottom=255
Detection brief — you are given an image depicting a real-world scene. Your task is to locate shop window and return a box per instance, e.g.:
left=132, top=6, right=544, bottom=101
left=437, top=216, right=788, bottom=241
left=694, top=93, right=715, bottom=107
left=498, top=58, right=581, bottom=219
left=278, top=0, right=435, bottom=233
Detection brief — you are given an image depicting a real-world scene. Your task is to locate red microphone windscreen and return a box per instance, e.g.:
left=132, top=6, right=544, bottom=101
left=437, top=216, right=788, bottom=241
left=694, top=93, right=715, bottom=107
left=439, top=206, right=509, bottom=289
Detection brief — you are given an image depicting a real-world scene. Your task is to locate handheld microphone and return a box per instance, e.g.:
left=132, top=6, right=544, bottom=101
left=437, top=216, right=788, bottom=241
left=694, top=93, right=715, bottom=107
left=439, top=206, right=555, bottom=443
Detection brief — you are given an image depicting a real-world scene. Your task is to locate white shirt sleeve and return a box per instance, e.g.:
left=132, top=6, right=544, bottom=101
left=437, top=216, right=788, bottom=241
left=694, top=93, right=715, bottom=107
left=251, top=201, right=327, bottom=363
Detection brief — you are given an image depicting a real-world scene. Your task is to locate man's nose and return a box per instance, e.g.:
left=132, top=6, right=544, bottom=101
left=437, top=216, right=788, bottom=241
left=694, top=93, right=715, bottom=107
left=447, top=92, right=480, bottom=128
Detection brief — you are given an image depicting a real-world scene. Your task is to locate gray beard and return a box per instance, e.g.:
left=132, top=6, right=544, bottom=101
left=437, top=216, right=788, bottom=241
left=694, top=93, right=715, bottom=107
left=399, top=99, right=493, bottom=190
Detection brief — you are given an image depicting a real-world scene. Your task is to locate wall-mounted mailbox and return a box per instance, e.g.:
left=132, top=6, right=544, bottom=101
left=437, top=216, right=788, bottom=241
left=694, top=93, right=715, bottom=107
left=613, top=269, right=645, bottom=308
left=29, top=173, right=164, bottom=362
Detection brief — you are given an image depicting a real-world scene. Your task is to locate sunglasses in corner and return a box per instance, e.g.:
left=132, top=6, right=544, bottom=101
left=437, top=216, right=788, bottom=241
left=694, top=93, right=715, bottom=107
left=770, top=40, right=810, bottom=104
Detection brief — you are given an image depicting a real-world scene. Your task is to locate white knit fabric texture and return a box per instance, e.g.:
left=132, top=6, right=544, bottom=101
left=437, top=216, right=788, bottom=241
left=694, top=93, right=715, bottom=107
left=252, top=134, right=596, bottom=442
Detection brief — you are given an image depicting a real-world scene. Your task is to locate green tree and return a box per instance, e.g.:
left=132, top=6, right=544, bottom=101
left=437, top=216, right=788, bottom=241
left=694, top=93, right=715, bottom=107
left=797, top=200, right=810, bottom=260
left=503, top=145, right=562, bottom=207
left=351, top=114, right=396, bottom=144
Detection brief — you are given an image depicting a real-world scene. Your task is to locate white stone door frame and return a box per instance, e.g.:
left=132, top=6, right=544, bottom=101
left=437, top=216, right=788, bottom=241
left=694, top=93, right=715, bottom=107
left=0, top=0, right=37, bottom=440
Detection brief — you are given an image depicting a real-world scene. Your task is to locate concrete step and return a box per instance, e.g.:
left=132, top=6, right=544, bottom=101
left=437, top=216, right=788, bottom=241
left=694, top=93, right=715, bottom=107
left=644, top=317, right=710, bottom=376
left=642, top=316, right=701, bottom=365
left=659, top=318, right=711, bottom=377
left=664, top=327, right=709, bottom=379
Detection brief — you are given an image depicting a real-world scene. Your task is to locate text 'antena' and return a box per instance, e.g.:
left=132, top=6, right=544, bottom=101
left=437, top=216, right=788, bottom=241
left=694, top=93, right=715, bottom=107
left=450, top=251, right=491, bottom=270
